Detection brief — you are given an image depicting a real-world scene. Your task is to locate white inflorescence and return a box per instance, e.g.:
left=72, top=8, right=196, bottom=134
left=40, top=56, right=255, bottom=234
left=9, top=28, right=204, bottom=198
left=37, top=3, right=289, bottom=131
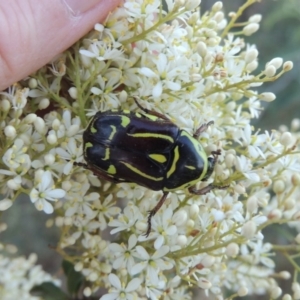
left=0, top=0, right=298, bottom=299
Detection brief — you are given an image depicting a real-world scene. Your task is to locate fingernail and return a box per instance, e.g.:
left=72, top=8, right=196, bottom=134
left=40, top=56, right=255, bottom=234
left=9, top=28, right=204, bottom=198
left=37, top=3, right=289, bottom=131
left=64, top=0, right=103, bottom=14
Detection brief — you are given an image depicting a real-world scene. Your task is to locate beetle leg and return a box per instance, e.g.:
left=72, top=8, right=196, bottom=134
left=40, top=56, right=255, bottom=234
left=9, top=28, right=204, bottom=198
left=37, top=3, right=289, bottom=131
left=145, top=192, right=169, bottom=237
left=193, top=120, right=214, bottom=138
left=188, top=183, right=228, bottom=195
left=73, top=161, right=88, bottom=168
left=133, top=97, right=171, bottom=121
left=74, top=162, right=128, bottom=184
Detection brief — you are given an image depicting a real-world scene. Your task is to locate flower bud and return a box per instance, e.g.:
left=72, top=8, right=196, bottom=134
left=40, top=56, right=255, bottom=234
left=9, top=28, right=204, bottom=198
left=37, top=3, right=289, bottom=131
left=23, top=113, right=37, bottom=124
left=224, top=152, right=235, bottom=168
left=34, top=117, right=46, bottom=134
left=279, top=271, right=291, bottom=280
left=243, top=23, right=259, bottom=36
left=291, top=118, right=300, bottom=131
left=246, top=60, right=258, bottom=72
left=7, top=179, right=21, bottom=190
left=119, top=90, right=128, bottom=103
left=292, top=282, right=300, bottom=294
left=241, top=220, right=257, bottom=239
left=201, top=255, right=215, bottom=268
left=0, top=199, right=13, bottom=211
left=197, top=278, right=212, bottom=289
left=268, top=209, right=282, bottom=220
left=1, top=99, right=11, bottom=111
left=247, top=196, right=258, bottom=214
left=47, top=133, right=57, bottom=145
left=267, top=57, right=283, bottom=69
left=44, top=153, right=55, bottom=165
left=38, top=98, right=50, bottom=110
left=280, top=131, right=293, bottom=147
left=177, top=235, right=188, bottom=247
left=226, top=243, right=239, bottom=257
left=283, top=61, right=293, bottom=71
left=189, top=204, right=199, bottom=218
left=75, top=261, right=83, bottom=272
left=28, top=78, right=38, bottom=89
left=245, top=48, right=258, bottom=64
left=4, top=125, right=16, bottom=138
left=249, top=14, right=262, bottom=23
left=258, top=92, right=276, bottom=102
left=270, top=286, right=282, bottom=299
left=238, top=286, right=248, bottom=297
left=68, top=87, right=78, bottom=99
left=212, top=1, right=223, bottom=11
left=292, top=174, right=300, bottom=186
left=197, top=41, right=207, bottom=57
left=185, top=0, right=201, bottom=10
left=273, top=180, right=285, bottom=194
left=264, top=65, right=276, bottom=77
left=213, top=11, right=224, bottom=23
left=284, top=198, right=295, bottom=210
left=83, top=287, right=92, bottom=297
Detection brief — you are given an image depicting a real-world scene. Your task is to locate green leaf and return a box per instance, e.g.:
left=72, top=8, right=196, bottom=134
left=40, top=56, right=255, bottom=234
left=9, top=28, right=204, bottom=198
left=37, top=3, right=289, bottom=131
left=30, top=282, right=69, bottom=300
left=62, top=260, right=85, bottom=295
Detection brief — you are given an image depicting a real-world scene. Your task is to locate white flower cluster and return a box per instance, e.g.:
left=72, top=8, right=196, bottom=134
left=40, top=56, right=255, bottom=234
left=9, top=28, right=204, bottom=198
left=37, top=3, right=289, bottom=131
left=0, top=252, right=60, bottom=300
left=0, top=0, right=299, bottom=299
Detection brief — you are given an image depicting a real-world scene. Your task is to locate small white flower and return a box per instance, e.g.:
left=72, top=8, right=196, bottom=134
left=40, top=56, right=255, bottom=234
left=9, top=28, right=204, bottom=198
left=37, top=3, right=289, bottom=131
left=109, top=205, right=143, bottom=235
left=109, top=234, right=137, bottom=270
left=30, top=171, right=66, bottom=213
left=139, top=207, right=177, bottom=250
left=2, top=138, right=31, bottom=172
left=100, top=273, right=142, bottom=300
left=94, top=194, right=121, bottom=231
left=235, top=155, right=260, bottom=182
left=56, top=137, right=83, bottom=174
left=65, top=182, right=99, bottom=218
left=131, top=245, right=173, bottom=284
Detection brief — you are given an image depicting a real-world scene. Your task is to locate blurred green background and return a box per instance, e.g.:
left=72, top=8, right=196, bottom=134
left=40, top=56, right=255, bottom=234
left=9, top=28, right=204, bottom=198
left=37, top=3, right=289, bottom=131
left=1, top=0, right=299, bottom=299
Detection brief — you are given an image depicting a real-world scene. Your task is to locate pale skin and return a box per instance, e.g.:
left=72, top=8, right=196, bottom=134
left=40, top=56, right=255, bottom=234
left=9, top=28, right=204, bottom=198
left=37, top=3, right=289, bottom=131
left=0, top=0, right=122, bottom=91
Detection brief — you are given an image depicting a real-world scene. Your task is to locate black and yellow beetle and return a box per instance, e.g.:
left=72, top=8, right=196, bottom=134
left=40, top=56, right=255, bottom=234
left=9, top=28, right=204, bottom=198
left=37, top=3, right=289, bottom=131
left=76, top=100, right=227, bottom=236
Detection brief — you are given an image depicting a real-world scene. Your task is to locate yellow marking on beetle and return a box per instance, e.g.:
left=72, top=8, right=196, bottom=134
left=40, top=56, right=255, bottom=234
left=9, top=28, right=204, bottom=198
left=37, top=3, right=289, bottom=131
left=143, top=113, right=158, bottom=121
left=135, top=112, right=142, bottom=118
left=127, top=132, right=174, bottom=143
left=89, top=117, right=99, bottom=133
left=149, top=154, right=167, bottom=163
left=121, top=162, right=163, bottom=181
left=83, top=142, right=93, bottom=157
left=164, top=181, right=198, bottom=192
left=102, top=148, right=110, bottom=160
left=164, top=131, right=209, bottom=191
left=121, top=115, right=130, bottom=127
left=107, top=165, right=116, bottom=174
left=185, top=165, right=196, bottom=170
left=109, top=125, right=117, bottom=140
left=167, top=146, right=180, bottom=178
left=85, top=142, right=93, bottom=148
left=90, top=126, right=97, bottom=133
left=87, top=114, right=98, bottom=133
left=181, top=130, right=208, bottom=181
